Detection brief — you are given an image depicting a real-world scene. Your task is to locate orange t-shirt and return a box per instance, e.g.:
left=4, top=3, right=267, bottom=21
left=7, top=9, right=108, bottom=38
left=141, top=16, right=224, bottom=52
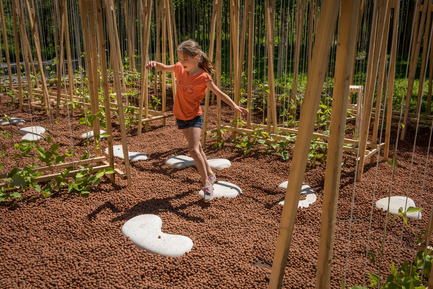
left=173, top=62, right=212, bottom=120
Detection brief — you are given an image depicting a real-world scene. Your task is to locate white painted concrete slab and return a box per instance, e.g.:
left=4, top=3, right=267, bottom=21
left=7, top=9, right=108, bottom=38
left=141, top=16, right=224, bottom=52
left=198, top=181, right=242, bottom=199
left=0, top=117, right=25, bottom=125
left=105, top=145, right=148, bottom=161
left=81, top=130, right=106, bottom=139
left=121, top=214, right=193, bottom=257
left=18, top=126, right=46, bottom=135
left=278, top=181, right=317, bottom=208
left=376, top=196, right=421, bottom=220
left=21, top=133, right=44, bottom=141
left=166, top=155, right=231, bottom=170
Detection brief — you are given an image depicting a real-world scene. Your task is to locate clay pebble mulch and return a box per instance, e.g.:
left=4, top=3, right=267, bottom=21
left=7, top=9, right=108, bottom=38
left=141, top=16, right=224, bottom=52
left=1, top=99, right=433, bottom=288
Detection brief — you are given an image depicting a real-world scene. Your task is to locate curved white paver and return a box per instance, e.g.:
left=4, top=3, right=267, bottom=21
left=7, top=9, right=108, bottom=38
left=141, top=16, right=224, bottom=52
left=105, top=145, right=147, bottom=161
left=198, top=181, right=242, bottom=199
left=18, top=126, right=46, bottom=135
left=21, top=133, right=44, bottom=141
left=121, top=214, right=193, bottom=257
left=166, top=155, right=231, bottom=170
left=278, top=181, right=317, bottom=208
left=376, top=196, right=421, bottom=220
left=0, top=117, right=25, bottom=125
left=81, top=130, right=106, bottom=139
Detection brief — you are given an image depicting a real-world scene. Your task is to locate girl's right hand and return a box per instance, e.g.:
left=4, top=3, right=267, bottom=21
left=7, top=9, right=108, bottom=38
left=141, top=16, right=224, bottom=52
left=146, top=61, right=156, bottom=70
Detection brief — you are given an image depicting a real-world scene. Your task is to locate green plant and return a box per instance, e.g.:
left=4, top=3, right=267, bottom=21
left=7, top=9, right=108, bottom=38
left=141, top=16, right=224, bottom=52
left=68, top=166, right=114, bottom=195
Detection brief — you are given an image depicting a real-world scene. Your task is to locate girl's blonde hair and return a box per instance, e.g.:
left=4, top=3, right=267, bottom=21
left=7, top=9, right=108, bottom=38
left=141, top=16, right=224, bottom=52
left=177, top=40, right=214, bottom=75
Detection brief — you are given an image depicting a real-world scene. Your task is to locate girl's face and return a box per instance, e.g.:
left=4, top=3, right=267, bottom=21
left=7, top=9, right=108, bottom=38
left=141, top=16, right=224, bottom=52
left=178, top=52, right=199, bottom=74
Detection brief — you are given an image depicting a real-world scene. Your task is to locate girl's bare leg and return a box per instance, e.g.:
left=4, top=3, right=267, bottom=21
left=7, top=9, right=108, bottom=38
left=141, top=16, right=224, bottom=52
left=182, top=127, right=213, bottom=186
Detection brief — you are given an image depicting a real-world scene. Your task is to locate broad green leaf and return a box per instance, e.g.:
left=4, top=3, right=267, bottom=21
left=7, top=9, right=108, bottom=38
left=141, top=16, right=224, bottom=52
left=406, top=207, right=423, bottom=214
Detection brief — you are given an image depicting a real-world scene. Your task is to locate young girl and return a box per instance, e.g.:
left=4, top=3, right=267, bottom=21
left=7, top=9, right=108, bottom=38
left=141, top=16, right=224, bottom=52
left=146, top=39, right=248, bottom=202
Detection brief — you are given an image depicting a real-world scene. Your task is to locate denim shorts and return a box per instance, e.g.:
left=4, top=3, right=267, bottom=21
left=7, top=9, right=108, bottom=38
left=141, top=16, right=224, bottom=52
left=176, top=114, right=203, bottom=129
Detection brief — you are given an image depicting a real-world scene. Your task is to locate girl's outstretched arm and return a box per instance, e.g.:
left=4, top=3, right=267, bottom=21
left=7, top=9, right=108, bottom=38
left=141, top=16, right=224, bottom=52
left=206, top=80, right=248, bottom=117
left=146, top=61, right=175, bottom=72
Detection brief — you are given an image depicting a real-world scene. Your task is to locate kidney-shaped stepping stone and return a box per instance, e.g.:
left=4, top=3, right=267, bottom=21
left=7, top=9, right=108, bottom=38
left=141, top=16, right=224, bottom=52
left=81, top=130, right=106, bottom=139
left=278, top=181, right=317, bottom=208
left=21, top=133, right=44, bottom=141
left=376, top=196, right=422, bottom=220
left=166, top=155, right=231, bottom=170
left=199, top=181, right=242, bottom=199
left=121, top=214, right=193, bottom=257
left=105, top=145, right=147, bottom=161
left=18, top=126, right=46, bottom=135
left=0, top=117, right=25, bottom=126
left=165, top=155, right=195, bottom=169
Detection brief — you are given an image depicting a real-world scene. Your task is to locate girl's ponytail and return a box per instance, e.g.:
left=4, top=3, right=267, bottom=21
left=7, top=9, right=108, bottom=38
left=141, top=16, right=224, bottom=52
left=177, top=39, right=214, bottom=75
left=198, top=53, right=214, bottom=75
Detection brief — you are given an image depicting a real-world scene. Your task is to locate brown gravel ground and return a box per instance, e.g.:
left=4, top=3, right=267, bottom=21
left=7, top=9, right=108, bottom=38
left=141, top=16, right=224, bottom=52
left=1, top=96, right=433, bottom=289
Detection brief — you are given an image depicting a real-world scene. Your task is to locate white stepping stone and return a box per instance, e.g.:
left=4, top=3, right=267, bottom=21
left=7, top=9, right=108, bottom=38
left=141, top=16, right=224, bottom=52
left=198, top=181, right=242, bottom=199
left=376, top=196, right=422, bottom=220
left=105, top=145, right=148, bottom=161
left=0, top=117, right=25, bottom=125
left=278, top=181, right=317, bottom=208
left=81, top=130, right=106, bottom=139
left=165, top=155, right=231, bottom=170
left=18, top=126, right=46, bottom=135
left=121, top=214, right=193, bottom=257
left=21, top=133, right=44, bottom=141
left=165, top=155, right=195, bottom=169
left=207, top=159, right=231, bottom=170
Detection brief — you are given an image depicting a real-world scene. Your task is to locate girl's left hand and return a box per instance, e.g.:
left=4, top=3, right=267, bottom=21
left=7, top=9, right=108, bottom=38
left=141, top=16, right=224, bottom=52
left=235, top=105, right=248, bottom=118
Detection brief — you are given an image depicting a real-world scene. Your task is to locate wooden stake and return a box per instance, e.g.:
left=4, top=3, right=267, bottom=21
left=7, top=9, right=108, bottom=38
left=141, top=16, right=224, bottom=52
left=401, top=0, right=428, bottom=140
left=268, top=0, right=340, bottom=286
left=247, top=0, right=254, bottom=128
left=415, top=5, right=433, bottom=115
left=104, top=0, right=132, bottom=187
left=11, top=0, right=22, bottom=110
left=265, top=0, right=277, bottom=134
left=371, top=3, right=392, bottom=162
left=95, top=0, right=114, bottom=183
left=356, top=0, right=389, bottom=181
left=290, top=0, right=306, bottom=118
left=25, top=0, right=50, bottom=110
left=0, top=0, right=13, bottom=91
left=201, top=0, right=219, bottom=147
left=384, top=0, right=400, bottom=161
left=315, top=1, right=360, bottom=287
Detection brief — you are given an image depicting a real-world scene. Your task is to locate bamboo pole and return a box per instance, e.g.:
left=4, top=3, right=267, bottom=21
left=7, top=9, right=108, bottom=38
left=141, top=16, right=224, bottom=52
left=25, top=0, right=50, bottom=109
left=168, top=0, right=178, bottom=48
left=290, top=0, right=305, bottom=118
left=161, top=0, right=167, bottom=126
left=0, top=0, right=12, bottom=91
left=268, top=0, right=340, bottom=287
left=315, top=1, right=360, bottom=287
left=415, top=5, right=433, bottom=115
left=138, top=0, right=153, bottom=136
left=371, top=3, right=392, bottom=163
left=384, top=0, right=400, bottom=161
left=215, top=0, right=222, bottom=142
left=79, top=0, right=101, bottom=158
left=246, top=0, right=254, bottom=129
left=104, top=0, right=132, bottom=187
left=11, top=0, right=22, bottom=110
left=96, top=0, right=114, bottom=183
left=265, top=0, right=277, bottom=134
left=63, top=0, right=74, bottom=100
left=16, top=0, right=34, bottom=108
left=123, top=0, right=133, bottom=71
left=56, top=1, right=66, bottom=117
left=201, top=0, right=218, bottom=147
left=356, top=0, right=389, bottom=181
left=401, top=1, right=428, bottom=140
left=428, top=29, right=433, bottom=113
